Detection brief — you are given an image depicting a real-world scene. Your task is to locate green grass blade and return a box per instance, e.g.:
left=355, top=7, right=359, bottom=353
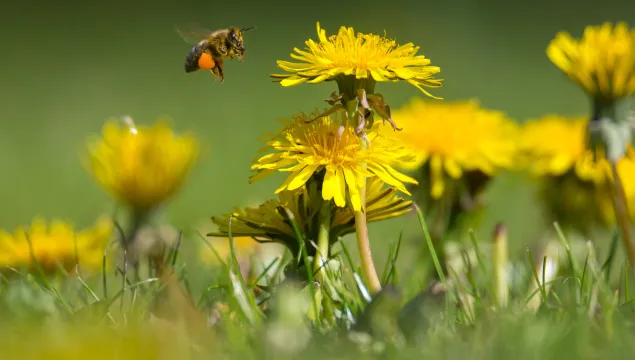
left=526, top=249, right=547, bottom=304
left=601, top=230, right=619, bottom=281
left=226, top=216, right=263, bottom=324
left=249, top=256, right=280, bottom=289
left=414, top=204, right=446, bottom=283
left=102, top=248, right=109, bottom=300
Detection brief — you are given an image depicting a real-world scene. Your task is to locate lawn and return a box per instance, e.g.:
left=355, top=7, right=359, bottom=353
left=1, top=1, right=635, bottom=359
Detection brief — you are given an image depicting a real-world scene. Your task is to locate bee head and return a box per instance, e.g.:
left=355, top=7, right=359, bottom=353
left=228, top=27, right=245, bottom=51
left=228, top=26, right=256, bottom=52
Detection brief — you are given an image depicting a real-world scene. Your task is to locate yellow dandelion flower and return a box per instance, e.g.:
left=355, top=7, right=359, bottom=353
left=84, top=117, right=199, bottom=212
left=618, top=150, right=635, bottom=216
left=210, top=177, right=412, bottom=255
left=249, top=110, right=417, bottom=212
left=518, top=115, right=613, bottom=183
left=389, top=98, right=519, bottom=199
left=519, top=114, right=635, bottom=231
left=547, top=22, right=635, bottom=102
left=270, top=22, right=443, bottom=99
left=0, top=216, right=113, bottom=274
left=201, top=236, right=261, bottom=265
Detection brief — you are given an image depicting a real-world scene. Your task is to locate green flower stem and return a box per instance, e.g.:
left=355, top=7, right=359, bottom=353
left=591, top=98, right=635, bottom=274
left=355, top=137, right=382, bottom=295
left=313, top=199, right=332, bottom=281
left=336, top=76, right=382, bottom=295
left=125, top=209, right=152, bottom=248
left=610, top=161, right=635, bottom=273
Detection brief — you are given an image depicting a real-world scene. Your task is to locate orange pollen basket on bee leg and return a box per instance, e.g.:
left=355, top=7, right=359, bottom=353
left=197, top=52, right=216, bottom=70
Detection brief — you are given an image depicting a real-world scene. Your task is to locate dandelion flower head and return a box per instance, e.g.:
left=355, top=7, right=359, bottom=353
left=547, top=22, right=635, bottom=102
left=250, top=110, right=417, bottom=212
left=271, top=22, right=443, bottom=99
left=389, top=98, right=519, bottom=198
left=0, top=217, right=113, bottom=274
left=518, top=115, right=616, bottom=183
left=84, top=118, right=199, bottom=212
left=519, top=114, right=635, bottom=230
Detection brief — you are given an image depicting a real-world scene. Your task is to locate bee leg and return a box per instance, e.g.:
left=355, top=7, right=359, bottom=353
left=217, top=60, right=225, bottom=83
left=210, top=66, right=221, bottom=82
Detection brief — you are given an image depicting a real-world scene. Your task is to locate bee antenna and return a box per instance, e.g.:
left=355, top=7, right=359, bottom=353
left=240, top=26, right=256, bottom=33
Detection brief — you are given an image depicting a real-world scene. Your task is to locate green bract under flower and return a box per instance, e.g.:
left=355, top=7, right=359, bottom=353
left=210, top=177, right=412, bottom=256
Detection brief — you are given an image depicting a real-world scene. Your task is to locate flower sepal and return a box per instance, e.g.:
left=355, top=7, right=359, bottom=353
left=588, top=99, right=634, bottom=162
left=210, top=178, right=413, bottom=264
left=587, top=119, right=629, bottom=163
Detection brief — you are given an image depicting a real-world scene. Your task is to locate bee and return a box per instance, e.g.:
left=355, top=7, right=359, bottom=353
left=176, top=24, right=256, bottom=82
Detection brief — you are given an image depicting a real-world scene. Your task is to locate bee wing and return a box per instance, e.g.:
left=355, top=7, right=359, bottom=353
left=175, top=22, right=215, bottom=44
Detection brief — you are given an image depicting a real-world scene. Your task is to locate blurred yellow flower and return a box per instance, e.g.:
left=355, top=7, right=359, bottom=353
left=84, top=117, right=199, bottom=212
left=519, top=114, right=635, bottom=230
left=547, top=22, right=635, bottom=102
left=201, top=236, right=261, bottom=265
left=518, top=115, right=612, bottom=183
left=389, top=98, right=519, bottom=199
left=3, top=322, right=193, bottom=360
left=270, top=22, right=443, bottom=99
left=0, top=217, right=113, bottom=274
left=618, top=151, right=635, bottom=212
left=201, top=235, right=260, bottom=264
left=249, top=110, right=417, bottom=212
left=211, top=177, right=412, bottom=255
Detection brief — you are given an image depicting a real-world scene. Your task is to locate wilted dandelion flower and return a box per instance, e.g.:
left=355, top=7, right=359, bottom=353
left=519, top=114, right=635, bottom=231
left=84, top=118, right=199, bottom=212
left=270, top=22, right=443, bottom=99
left=389, top=98, right=519, bottom=199
left=250, top=110, right=417, bottom=212
left=547, top=22, right=635, bottom=103
left=210, top=177, right=412, bottom=256
left=0, top=217, right=113, bottom=274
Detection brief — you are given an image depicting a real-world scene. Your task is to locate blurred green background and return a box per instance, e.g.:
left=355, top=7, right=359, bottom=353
left=0, top=0, right=633, bottom=271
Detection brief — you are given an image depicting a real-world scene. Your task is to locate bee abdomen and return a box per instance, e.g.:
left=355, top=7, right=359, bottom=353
left=184, top=43, right=204, bottom=73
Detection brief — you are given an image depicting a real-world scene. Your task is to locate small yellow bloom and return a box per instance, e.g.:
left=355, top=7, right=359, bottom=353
left=84, top=118, right=199, bottom=211
left=547, top=22, right=635, bottom=102
left=518, top=115, right=612, bottom=183
left=0, top=217, right=113, bottom=274
left=211, top=177, right=412, bottom=254
left=389, top=98, right=519, bottom=198
left=249, top=110, right=417, bottom=212
left=201, top=236, right=261, bottom=265
left=270, top=22, right=443, bottom=99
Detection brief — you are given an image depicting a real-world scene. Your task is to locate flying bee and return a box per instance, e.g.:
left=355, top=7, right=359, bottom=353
left=176, top=24, right=256, bottom=82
